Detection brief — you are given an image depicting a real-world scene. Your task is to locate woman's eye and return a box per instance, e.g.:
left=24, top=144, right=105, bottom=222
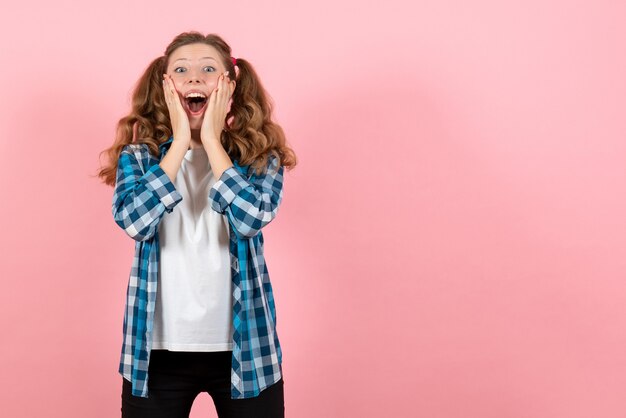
left=173, top=66, right=215, bottom=73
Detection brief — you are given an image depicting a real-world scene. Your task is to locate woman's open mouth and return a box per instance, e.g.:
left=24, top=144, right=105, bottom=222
left=183, top=93, right=208, bottom=116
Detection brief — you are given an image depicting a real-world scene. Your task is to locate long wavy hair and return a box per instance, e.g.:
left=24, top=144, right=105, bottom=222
left=97, top=31, right=297, bottom=187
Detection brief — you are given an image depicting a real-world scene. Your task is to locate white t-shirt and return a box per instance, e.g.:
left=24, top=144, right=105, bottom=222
left=151, top=146, right=234, bottom=351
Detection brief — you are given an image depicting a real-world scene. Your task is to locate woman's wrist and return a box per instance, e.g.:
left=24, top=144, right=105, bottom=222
left=202, top=135, right=233, bottom=179
left=172, top=134, right=191, bottom=146
left=160, top=140, right=187, bottom=182
left=200, top=133, right=220, bottom=144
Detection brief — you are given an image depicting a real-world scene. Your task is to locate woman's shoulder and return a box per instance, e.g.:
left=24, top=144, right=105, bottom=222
left=240, top=153, right=282, bottom=179
left=120, top=142, right=163, bottom=161
left=118, top=143, right=144, bottom=160
left=118, top=143, right=160, bottom=172
left=121, top=143, right=150, bottom=154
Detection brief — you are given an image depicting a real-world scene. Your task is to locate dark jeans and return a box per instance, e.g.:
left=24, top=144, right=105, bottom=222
left=121, top=349, right=285, bottom=418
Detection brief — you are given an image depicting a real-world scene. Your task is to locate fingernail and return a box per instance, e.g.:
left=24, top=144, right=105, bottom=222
left=225, top=71, right=229, bottom=76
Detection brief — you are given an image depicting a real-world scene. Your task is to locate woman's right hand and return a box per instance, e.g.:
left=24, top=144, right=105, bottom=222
left=163, top=74, right=191, bottom=147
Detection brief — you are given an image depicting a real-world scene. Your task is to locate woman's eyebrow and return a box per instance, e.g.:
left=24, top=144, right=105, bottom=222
left=174, top=57, right=217, bottom=63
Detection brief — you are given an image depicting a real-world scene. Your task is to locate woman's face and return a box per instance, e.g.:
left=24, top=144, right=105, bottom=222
left=165, top=43, right=227, bottom=129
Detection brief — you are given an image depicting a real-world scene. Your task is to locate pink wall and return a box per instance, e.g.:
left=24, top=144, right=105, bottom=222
left=1, top=1, right=625, bottom=417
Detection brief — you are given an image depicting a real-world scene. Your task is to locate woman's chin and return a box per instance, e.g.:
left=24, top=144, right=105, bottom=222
left=188, top=113, right=204, bottom=129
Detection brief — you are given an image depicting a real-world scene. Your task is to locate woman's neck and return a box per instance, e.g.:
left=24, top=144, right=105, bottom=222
left=190, top=129, right=202, bottom=149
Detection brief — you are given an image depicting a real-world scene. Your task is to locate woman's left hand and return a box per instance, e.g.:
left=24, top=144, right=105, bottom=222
left=201, top=71, right=236, bottom=143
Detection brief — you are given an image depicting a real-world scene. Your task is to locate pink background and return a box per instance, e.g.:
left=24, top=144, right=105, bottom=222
left=1, top=1, right=625, bottom=417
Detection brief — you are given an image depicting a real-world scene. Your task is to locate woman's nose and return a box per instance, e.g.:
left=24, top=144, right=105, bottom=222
left=186, top=70, right=202, bottom=83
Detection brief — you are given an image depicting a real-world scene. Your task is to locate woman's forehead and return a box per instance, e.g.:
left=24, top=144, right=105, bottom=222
left=170, top=43, right=221, bottom=62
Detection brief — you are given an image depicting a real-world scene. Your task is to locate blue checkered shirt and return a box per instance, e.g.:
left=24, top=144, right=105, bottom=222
left=112, top=136, right=284, bottom=399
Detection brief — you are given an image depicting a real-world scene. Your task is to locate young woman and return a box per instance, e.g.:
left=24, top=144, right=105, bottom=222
left=98, top=31, right=297, bottom=418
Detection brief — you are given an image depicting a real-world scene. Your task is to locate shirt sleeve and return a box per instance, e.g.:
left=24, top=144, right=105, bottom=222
left=111, top=145, right=183, bottom=241
left=209, top=154, right=285, bottom=239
